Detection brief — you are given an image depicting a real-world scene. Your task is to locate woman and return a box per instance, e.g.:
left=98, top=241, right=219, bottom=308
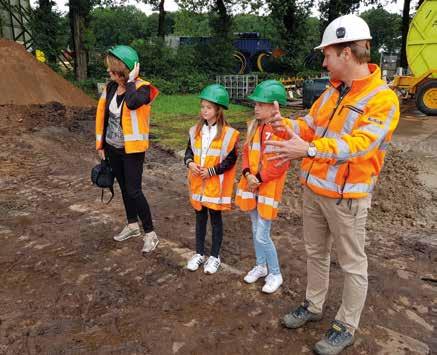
left=95, top=45, right=159, bottom=255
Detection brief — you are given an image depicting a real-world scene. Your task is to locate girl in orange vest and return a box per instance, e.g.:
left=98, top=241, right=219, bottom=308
left=184, top=84, right=239, bottom=274
left=235, top=80, right=291, bottom=293
left=95, top=45, right=159, bottom=255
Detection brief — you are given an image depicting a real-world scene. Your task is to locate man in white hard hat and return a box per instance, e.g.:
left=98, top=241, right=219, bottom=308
left=266, top=14, right=400, bottom=354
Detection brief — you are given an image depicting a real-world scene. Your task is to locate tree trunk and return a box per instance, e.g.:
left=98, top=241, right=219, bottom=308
left=157, top=0, right=166, bottom=38
left=69, top=2, right=87, bottom=81
left=400, top=0, right=411, bottom=69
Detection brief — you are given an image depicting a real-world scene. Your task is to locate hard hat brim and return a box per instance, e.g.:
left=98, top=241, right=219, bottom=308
left=314, top=36, right=372, bottom=50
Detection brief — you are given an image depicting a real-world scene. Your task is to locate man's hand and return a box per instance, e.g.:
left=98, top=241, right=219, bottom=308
left=97, top=149, right=105, bottom=160
left=265, top=128, right=310, bottom=166
left=246, top=174, right=260, bottom=192
left=199, top=167, right=210, bottom=180
left=268, top=100, right=291, bottom=138
left=128, top=62, right=140, bottom=82
left=188, top=161, right=202, bottom=176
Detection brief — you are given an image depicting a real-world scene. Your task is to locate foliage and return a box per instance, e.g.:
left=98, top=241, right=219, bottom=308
left=173, top=11, right=210, bottom=36
left=89, top=6, right=152, bottom=50
left=28, top=2, right=70, bottom=65
left=361, top=7, right=402, bottom=63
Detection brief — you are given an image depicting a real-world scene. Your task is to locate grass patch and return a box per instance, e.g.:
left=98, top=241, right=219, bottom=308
left=150, top=94, right=300, bottom=151
left=151, top=94, right=252, bottom=150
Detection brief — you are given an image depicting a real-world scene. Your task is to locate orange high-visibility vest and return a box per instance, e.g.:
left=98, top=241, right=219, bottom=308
left=95, top=78, right=159, bottom=153
left=289, top=64, right=400, bottom=199
left=188, top=125, right=239, bottom=211
left=235, top=118, right=291, bottom=220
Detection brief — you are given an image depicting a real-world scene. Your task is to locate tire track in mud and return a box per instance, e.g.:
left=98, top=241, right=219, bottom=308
left=1, top=107, right=436, bottom=354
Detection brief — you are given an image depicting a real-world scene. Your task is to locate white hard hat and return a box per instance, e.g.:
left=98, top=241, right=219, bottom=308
left=315, top=14, right=372, bottom=50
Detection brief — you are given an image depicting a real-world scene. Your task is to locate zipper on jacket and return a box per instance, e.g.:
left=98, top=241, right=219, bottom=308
left=305, top=85, right=350, bottom=184
left=336, top=162, right=350, bottom=205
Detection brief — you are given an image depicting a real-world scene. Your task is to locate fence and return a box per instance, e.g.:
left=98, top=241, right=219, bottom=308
left=216, top=74, right=258, bottom=100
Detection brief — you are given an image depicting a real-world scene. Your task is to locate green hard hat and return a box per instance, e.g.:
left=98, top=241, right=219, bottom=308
left=248, top=80, right=287, bottom=106
left=108, top=45, right=139, bottom=71
left=199, top=84, right=230, bottom=109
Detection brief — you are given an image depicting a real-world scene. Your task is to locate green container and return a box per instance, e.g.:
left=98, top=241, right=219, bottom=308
left=302, top=78, right=330, bottom=109
left=406, top=0, right=437, bottom=78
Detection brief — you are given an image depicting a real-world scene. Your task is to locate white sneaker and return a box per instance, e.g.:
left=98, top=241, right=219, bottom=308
left=204, top=256, right=221, bottom=274
left=113, top=224, right=141, bottom=242
left=262, top=273, right=283, bottom=293
left=141, top=231, right=159, bottom=254
left=187, top=254, right=205, bottom=271
left=244, top=264, right=268, bottom=284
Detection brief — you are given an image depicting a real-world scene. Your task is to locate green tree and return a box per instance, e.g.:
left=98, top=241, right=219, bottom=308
left=361, top=7, right=401, bottom=63
left=89, top=6, right=152, bottom=49
left=29, top=0, right=69, bottom=65
left=173, top=10, right=210, bottom=36
left=268, top=0, right=317, bottom=74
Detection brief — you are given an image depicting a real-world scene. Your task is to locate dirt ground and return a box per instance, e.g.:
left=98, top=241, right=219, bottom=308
left=0, top=101, right=436, bottom=355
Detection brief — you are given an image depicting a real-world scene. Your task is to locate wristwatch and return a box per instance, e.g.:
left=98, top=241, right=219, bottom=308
left=307, top=143, right=317, bottom=158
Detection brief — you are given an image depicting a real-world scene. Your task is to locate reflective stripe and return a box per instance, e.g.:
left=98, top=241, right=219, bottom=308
left=303, top=114, right=315, bottom=130
left=315, top=104, right=395, bottom=161
left=361, top=124, right=385, bottom=136
left=307, top=173, right=340, bottom=192
left=290, top=119, right=300, bottom=136
left=236, top=189, right=255, bottom=199
left=258, top=195, right=279, bottom=208
left=348, top=105, right=396, bottom=159
left=314, top=126, right=341, bottom=139
left=326, top=165, right=340, bottom=182
left=342, top=84, right=389, bottom=134
left=124, top=133, right=149, bottom=142
left=220, top=127, right=236, bottom=161
left=251, top=142, right=261, bottom=151
left=96, top=134, right=102, bottom=141
left=264, top=145, right=277, bottom=153
left=130, top=110, right=140, bottom=136
left=317, top=87, right=335, bottom=116
left=343, top=182, right=374, bottom=194
left=207, top=148, right=221, bottom=157
left=192, top=194, right=231, bottom=204
left=315, top=138, right=350, bottom=160
left=189, top=126, right=196, bottom=151
left=302, top=171, right=375, bottom=194
left=379, top=141, right=389, bottom=151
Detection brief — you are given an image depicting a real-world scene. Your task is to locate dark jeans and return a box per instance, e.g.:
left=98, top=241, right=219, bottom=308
left=195, top=206, right=223, bottom=258
left=105, top=144, right=154, bottom=233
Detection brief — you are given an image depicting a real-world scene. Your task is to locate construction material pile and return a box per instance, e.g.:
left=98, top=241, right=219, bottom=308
left=0, top=39, right=95, bottom=107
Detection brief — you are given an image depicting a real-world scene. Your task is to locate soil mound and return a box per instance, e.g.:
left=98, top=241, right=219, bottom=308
left=0, top=40, right=95, bottom=107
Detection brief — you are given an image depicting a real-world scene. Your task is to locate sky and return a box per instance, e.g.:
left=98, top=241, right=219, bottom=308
left=40, top=0, right=412, bottom=17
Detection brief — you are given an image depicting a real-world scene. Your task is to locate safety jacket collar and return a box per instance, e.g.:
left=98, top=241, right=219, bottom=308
left=329, top=63, right=381, bottom=92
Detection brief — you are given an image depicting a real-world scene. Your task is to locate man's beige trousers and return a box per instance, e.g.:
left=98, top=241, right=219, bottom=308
left=303, top=187, right=371, bottom=333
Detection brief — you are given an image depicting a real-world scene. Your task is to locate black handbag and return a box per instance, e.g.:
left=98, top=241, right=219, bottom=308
left=91, top=159, right=115, bottom=203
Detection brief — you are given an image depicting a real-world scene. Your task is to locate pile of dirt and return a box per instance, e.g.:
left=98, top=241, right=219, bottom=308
left=0, top=40, right=95, bottom=107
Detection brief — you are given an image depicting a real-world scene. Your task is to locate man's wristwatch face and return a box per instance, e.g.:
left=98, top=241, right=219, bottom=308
left=307, top=143, right=317, bottom=157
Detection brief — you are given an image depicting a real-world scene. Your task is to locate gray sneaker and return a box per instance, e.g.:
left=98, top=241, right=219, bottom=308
left=113, top=224, right=141, bottom=242
left=282, top=300, right=323, bottom=329
left=314, top=321, right=354, bottom=355
left=141, top=231, right=159, bottom=255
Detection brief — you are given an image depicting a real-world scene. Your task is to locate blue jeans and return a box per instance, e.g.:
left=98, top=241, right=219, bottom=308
left=249, top=209, right=281, bottom=275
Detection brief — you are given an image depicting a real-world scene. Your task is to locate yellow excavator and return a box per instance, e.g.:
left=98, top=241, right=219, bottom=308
left=391, top=0, right=437, bottom=115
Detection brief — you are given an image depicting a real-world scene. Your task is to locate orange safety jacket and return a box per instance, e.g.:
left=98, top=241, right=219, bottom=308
left=188, top=125, right=239, bottom=211
left=95, top=78, right=159, bottom=153
left=290, top=64, right=400, bottom=199
left=235, top=118, right=292, bottom=220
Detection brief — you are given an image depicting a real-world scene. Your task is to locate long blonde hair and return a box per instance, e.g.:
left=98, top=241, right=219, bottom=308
left=194, top=102, right=228, bottom=141
left=245, top=119, right=260, bottom=145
